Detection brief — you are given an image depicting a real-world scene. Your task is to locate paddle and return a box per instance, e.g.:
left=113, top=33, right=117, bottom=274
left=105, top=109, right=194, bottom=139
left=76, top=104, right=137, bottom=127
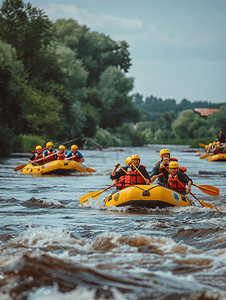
left=151, top=175, right=219, bottom=197
left=192, top=184, right=219, bottom=197
left=162, top=166, right=219, bottom=211
left=150, top=174, right=163, bottom=183
left=65, top=156, right=96, bottom=172
left=200, top=154, right=209, bottom=159
left=14, top=164, right=27, bottom=172
left=80, top=178, right=125, bottom=206
left=199, top=143, right=206, bottom=147
left=131, top=163, right=147, bottom=182
left=14, top=152, right=56, bottom=171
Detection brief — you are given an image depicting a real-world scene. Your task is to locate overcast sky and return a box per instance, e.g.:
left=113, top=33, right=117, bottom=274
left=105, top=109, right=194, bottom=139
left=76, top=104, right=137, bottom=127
left=2, top=0, right=226, bottom=103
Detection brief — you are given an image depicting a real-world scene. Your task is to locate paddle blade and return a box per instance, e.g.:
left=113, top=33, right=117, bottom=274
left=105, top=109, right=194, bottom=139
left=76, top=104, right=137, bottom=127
left=14, top=164, right=27, bottom=171
left=196, top=153, right=201, bottom=157
left=199, top=200, right=219, bottom=211
left=200, top=154, right=208, bottom=159
left=79, top=190, right=102, bottom=206
left=198, top=143, right=206, bottom=147
left=87, top=167, right=96, bottom=173
left=195, top=184, right=219, bottom=197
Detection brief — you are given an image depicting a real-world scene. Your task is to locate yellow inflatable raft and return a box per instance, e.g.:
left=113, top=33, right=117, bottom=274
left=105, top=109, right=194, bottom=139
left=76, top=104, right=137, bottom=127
left=21, top=160, right=93, bottom=175
left=104, top=184, right=194, bottom=208
left=206, top=153, right=226, bottom=162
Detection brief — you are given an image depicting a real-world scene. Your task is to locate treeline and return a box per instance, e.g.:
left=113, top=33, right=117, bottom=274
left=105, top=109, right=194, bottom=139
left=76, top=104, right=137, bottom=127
left=133, top=94, right=225, bottom=121
left=0, top=0, right=141, bottom=156
left=1, top=0, right=225, bottom=156
left=134, top=105, right=226, bottom=147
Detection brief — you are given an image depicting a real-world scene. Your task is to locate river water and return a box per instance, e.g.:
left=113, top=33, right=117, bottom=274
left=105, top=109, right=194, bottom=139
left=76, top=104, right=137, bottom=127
left=0, top=145, right=226, bottom=300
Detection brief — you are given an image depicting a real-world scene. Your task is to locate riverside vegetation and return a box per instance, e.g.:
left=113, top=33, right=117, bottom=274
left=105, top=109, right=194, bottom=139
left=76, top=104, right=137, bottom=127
left=0, top=0, right=225, bottom=156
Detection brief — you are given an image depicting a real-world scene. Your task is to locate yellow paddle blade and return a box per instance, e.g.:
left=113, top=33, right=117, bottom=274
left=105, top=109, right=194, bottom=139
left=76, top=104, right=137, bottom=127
left=79, top=190, right=103, bottom=206
left=14, top=164, right=27, bottom=171
left=86, top=167, right=96, bottom=172
left=194, top=184, right=219, bottom=197
left=199, top=200, right=219, bottom=211
left=198, top=143, right=206, bottom=147
left=196, top=153, right=201, bottom=156
left=200, top=154, right=209, bottom=159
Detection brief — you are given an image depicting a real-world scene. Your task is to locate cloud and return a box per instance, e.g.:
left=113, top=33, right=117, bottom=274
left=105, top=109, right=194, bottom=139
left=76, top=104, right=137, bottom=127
left=45, top=3, right=143, bottom=31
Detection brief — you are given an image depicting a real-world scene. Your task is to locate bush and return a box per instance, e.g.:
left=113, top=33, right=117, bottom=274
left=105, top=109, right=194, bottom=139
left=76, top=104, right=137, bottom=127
left=19, top=134, right=46, bottom=153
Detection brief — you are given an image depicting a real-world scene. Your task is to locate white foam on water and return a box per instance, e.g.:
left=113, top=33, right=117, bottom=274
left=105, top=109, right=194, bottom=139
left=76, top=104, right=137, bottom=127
left=82, top=196, right=105, bottom=209
left=11, top=226, right=85, bottom=249
left=28, top=285, right=96, bottom=300
left=0, top=292, right=13, bottom=300
left=28, top=284, right=128, bottom=300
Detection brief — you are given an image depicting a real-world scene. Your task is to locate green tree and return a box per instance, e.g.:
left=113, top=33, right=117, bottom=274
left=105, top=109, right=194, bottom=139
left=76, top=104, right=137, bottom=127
left=99, top=66, right=140, bottom=128
left=0, top=41, right=25, bottom=156
left=0, top=0, right=54, bottom=80
left=18, top=83, right=64, bottom=140
left=172, top=109, right=207, bottom=139
left=207, top=105, right=226, bottom=130
left=53, top=19, right=132, bottom=86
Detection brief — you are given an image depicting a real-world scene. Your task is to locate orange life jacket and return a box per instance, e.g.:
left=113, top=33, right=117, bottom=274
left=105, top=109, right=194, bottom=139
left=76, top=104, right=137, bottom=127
left=34, top=153, right=44, bottom=165
left=167, top=173, right=186, bottom=193
left=124, top=166, right=146, bottom=187
left=116, top=175, right=125, bottom=189
left=70, top=154, right=81, bottom=162
left=57, top=153, right=66, bottom=160
left=45, top=150, right=56, bottom=163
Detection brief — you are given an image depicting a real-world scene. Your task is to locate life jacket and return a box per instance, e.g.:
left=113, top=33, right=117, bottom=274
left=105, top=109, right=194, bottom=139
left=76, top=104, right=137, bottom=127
left=70, top=153, right=81, bottom=162
left=179, top=166, right=187, bottom=172
left=218, top=136, right=225, bottom=143
left=167, top=172, right=186, bottom=193
left=214, top=149, right=221, bottom=154
left=44, top=150, right=56, bottom=163
left=116, top=175, right=125, bottom=190
left=57, top=153, right=66, bottom=160
left=124, top=165, right=146, bottom=187
left=34, top=153, right=44, bottom=165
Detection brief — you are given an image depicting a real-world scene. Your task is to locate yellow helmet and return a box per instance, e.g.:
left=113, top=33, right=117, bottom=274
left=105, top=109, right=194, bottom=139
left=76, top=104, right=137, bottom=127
left=125, top=157, right=131, bottom=166
left=59, top=145, right=65, bottom=150
left=209, top=143, right=213, bottom=147
left=169, top=161, right=179, bottom=169
left=46, top=142, right=53, bottom=147
left=216, top=142, right=221, bottom=146
left=35, top=145, right=42, bottom=151
left=205, top=145, right=208, bottom=148
left=71, top=145, right=78, bottom=151
left=131, top=154, right=140, bottom=160
left=213, top=142, right=216, bottom=145
left=159, top=149, right=170, bottom=158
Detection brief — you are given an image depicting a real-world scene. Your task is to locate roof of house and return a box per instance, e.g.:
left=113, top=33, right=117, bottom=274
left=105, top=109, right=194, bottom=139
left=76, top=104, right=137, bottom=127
left=194, top=108, right=220, bottom=116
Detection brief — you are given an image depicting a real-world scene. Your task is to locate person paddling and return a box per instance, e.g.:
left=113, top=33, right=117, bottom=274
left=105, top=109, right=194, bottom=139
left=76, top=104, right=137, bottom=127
left=43, top=142, right=57, bottom=163
left=28, top=145, right=44, bottom=165
left=110, top=157, right=131, bottom=190
left=164, top=161, right=192, bottom=195
left=150, top=149, right=178, bottom=186
left=124, top=155, right=150, bottom=187
left=216, top=129, right=225, bottom=144
left=66, top=145, right=84, bottom=163
left=57, top=145, right=66, bottom=160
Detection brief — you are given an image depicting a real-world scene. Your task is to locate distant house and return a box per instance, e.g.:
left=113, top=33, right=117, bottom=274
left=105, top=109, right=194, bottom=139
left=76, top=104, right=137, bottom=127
left=194, top=108, right=219, bottom=117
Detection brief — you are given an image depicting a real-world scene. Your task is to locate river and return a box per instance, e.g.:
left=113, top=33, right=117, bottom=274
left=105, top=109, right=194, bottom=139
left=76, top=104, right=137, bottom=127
left=0, top=145, right=226, bottom=300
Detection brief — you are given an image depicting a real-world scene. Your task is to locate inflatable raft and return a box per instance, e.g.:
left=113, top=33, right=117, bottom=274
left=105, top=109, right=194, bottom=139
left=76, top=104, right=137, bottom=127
left=206, top=153, right=226, bottom=162
left=104, top=184, right=194, bottom=208
left=21, top=160, right=93, bottom=175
